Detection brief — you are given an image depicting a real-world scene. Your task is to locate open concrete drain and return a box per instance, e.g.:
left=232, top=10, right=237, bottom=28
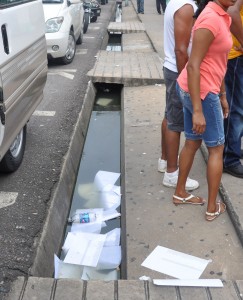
left=55, top=83, right=124, bottom=280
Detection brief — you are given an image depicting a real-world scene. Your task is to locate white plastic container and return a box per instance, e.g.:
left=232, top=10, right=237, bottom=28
left=68, top=212, right=96, bottom=223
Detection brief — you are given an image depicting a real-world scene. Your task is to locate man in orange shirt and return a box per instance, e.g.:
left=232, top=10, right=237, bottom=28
left=223, top=0, right=243, bottom=178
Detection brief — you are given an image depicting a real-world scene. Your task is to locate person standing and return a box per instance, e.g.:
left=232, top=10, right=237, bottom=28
left=156, top=0, right=167, bottom=14
left=174, top=0, right=233, bottom=220
left=223, top=0, right=243, bottom=178
left=137, top=0, right=144, bottom=13
left=158, top=0, right=199, bottom=191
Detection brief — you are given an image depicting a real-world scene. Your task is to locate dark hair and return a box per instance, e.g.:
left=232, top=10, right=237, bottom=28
left=194, top=0, right=213, bottom=18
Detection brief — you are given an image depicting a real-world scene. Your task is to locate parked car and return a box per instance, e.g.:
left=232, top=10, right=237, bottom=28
left=0, top=0, right=47, bottom=173
left=43, top=0, right=85, bottom=64
left=89, top=0, right=101, bottom=22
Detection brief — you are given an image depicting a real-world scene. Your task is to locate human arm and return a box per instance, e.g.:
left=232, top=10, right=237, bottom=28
left=227, top=0, right=243, bottom=49
left=219, top=81, right=229, bottom=118
left=174, top=4, right=195, bottom=73
left=186, top=28, right=214, bottom=134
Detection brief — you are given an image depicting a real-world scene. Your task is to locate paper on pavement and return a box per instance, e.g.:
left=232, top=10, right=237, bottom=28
left=141, top=246, right=211, bottom=279
left=153, top=279, right=223, bottom=287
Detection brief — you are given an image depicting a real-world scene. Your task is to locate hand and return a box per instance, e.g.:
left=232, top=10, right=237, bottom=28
left=192, top=111, right=206, bottom=135
left=220, top=97, right=229, bottom=118
left=234, top=44, right=243, bottom=52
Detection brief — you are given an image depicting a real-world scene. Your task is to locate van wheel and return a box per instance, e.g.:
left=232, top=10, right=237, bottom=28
left=0, top=126, right=26, bottom=173
left=76, top=27, right=83, bottom=45
left=60, top=31, right=76, bottom=64
left=83, top=12, right=90, bottom=34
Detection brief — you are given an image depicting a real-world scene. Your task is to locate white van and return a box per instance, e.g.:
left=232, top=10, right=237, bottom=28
left=0, top=0, right=47, bottom=172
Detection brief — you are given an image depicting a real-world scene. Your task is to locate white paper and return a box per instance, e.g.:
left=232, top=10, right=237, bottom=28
left=102, top=210, right=121, bottom=222
left=99, top=190, right=121, bottom=210
left=153, top=279, right=223, bottom=287
left=104, top=228, right=121, bottom=247
left=54, top=254, right=60, bottom=279
left=71, top=222, right=102, bottom=233
left=96, top=246, right=121, bottom=270
left=94, top=171, right=120, bottom=192
left=81, top=267, right=118, bottom=280
left=54, top=255, right=83, bottom=279
left=62, top=232, right=107, bottom=267
left=141, top=246, right=211, bottom=279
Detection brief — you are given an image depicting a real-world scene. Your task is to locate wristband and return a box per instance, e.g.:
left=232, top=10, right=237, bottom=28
left=219, top=92, right=226, bottom=97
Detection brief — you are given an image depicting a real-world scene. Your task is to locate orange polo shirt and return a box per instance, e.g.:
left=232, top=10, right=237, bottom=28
left=177, top=2, right=232, bottom=100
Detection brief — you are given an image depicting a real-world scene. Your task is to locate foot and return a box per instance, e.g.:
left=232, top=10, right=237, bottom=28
left=158, top=11, right=161, bottom=14
left=158, top=158, right=167, bottom=173
left=173, top=194, right=206, bottom=205
left=163, top=171, right=199, bottom=191
left=206, top=201, right=226, bottom=221
left=223, top=164, right=243, bottom=178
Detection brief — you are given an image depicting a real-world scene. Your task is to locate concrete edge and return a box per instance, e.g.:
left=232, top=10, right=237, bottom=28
left=30, top=81, right=97, bottom=277
left=5, top=276, right=243, bottom=300
left=120, top=87, right=127, bottom=279
left=200, top=143, right=243, bottom=247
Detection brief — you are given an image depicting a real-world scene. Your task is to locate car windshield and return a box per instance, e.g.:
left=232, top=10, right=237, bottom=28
left=42, top=0, right=64, bottom=4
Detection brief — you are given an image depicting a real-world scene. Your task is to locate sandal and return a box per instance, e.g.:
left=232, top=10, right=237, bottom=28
left=205, top=201, right=226, bottom=221
left=173, top=194, right=206, bottom=206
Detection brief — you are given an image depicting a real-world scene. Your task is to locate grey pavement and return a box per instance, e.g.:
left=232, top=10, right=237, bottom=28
left=4, top=0, right=243, bottom=299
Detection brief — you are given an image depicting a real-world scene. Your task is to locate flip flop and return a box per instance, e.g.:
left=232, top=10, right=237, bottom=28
left=173, top=194, right=206, bottom=206
left=205, top=201, right=226, bottom=221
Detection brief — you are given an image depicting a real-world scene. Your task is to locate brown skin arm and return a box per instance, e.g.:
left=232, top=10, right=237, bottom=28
left=186, top=28, right=214, bottom=135
left=228, top=0, right=243, bottom=48
left=174, top=4, right=195, bottom=73
left=219, top=81, right=229, bottom=118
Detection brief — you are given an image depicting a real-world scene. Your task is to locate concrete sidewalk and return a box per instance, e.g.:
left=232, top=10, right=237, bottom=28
left=4, top=0, right=243, bottom=299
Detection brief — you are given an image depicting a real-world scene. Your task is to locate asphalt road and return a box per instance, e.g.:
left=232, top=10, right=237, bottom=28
left=0, top=2, right=115, bottom=297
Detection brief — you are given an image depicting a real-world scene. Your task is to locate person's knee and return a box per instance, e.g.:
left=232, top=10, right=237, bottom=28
left=208, top=145, right=224, bottom=156
left=185, top=139, right=202, bottom=152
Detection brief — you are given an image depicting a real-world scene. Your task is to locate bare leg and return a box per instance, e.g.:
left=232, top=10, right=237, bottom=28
left=160, top=118, right=167, bottom=160
left=206, top=145, right=224, bottom=213
left=174, top=139, right=201, bottom=201
left=165, top=128, right=181, bottom=172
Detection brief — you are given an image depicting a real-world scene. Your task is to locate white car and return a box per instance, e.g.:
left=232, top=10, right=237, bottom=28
left=43, top=0, right=84, bottom=64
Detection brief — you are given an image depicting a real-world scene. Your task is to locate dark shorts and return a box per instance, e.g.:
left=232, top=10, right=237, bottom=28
left=163, top=67, right=184, bottom=132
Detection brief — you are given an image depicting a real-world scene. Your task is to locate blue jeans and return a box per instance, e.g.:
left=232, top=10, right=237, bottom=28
left=224, top=56, right=243, bottom=168
left=177, top=84, right=224, bottom=147
left=137, top=0, right=144, bottom=13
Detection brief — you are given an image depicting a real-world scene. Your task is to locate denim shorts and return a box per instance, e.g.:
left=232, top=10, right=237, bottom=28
left=176, top=84, right=225, bottom=147
left=163, top=67, right=184, bottom=132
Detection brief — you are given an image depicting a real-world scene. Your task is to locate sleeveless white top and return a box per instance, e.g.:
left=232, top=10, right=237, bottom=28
left=163, top=0, right=197, bottom=72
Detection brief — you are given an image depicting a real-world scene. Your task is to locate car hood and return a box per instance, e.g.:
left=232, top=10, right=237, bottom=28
left=43, top=4, right=63, bottom=21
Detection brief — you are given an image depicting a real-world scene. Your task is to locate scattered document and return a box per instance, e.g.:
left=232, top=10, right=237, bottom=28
left=94, top=171, right=120, bottom=192
left=104, top=228, right=121, bottom=247
left=63, top=232, right=106, bottom=267
left=100, top=190, right=121, bottom=210
left=141, top=246, right=211, bottom=279
left=96, top=246, right=121, bottom=270
left=54, top=255, right=83, bottom=279
left=71, top=222, right=102, bottom=234
left=153, top=279, right=223, bottom=287
left=81, top=267, right=118, bottom=280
